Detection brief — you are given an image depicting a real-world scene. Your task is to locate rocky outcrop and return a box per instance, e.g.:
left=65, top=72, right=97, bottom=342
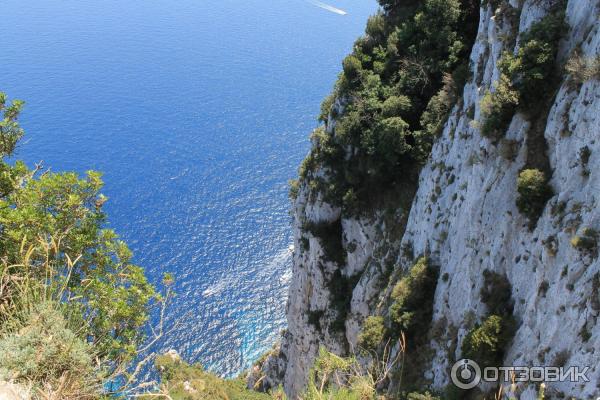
left=259, top=0, right=600, bottom=398
left=0, top=381, right=30, bottom=400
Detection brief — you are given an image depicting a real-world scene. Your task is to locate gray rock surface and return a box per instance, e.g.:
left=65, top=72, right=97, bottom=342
left=260, top=1, right=600, bottom=398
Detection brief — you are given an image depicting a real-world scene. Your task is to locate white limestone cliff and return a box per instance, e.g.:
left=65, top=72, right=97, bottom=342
left=258, top=0, right=600, bottom=398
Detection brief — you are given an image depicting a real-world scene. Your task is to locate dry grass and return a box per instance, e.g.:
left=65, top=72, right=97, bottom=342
left=566, top=52, right=600, bottom=88
left=0, top=235, right=176, bottom=400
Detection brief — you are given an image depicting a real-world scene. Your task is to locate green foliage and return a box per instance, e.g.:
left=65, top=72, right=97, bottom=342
left=506, top=5, right=567, bottom=110
left=298, top=0, right=480, bottom=212
left=377, top=0, right=419, bottom=14
left=358, top=316, right=386, bottom=352
left=0, top=169, right=156, bottom=362
left=389, top=257, right=438, bottom=340
left=366, top=13, right=386, bottom=42
left=372, top=116, right=412, bottom=164
left=289, top=179, right=300, bottom=200
left=302, top=348, right=377, bottom=400
left=479, top=75, right=519, bottom=138
left=299, top=128, right=343, bottom=189
left=0, top=95, right=28, bottom=198
left=516, top=168, right=553, bottom=223
left=342, top=55, right=363, bottom=83
left=0, top=93, right=25, bottom=158
left=400, top=0, right=464, bottom=73
left=301, top=348, right=443, bottom=400
left=153, top=353, right=272, bottom=400
left=0, top=91, right=159, bottom=396
left=461, top=315, right=515, bottom=368
left=420, top=74, right=458, bottom=138
left=0, top=302, right=98, bottom=396
left=319, top=94, right=336, bottom=123
left=480, top=4, right=567, bottom=138
left=461, top=270, right=516, bottom=373
left=381, top=95, right=412, bottom=118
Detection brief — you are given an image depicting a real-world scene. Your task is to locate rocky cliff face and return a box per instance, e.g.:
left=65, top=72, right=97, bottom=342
left=256, top=0, right=600, bottom=398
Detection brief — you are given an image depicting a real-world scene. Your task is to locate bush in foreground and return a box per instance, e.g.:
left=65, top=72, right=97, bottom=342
left=0, top=91, right=164, bottom=398
left=151, top=352, right=272, bottom=400
left=0, top=302, right=98, bottom=398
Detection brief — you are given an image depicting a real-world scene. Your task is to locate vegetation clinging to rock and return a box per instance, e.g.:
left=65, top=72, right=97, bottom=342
left=461, top=269, right=516, bottom=373
left=499, top=6, right=567, bottom=113
left=516, top=168, right=553, bottom=223
left=299, top=346, right=438, bottom=400
left=299, top=0, right=480, bottom=213
left=480, top=74, right=519, bottom=138
left=479, top=2, right=567, bottom=138
left=358, top=316, right=386, bottom=352
left=566, top=53, right=600, bottom=88
left=389, top=257, right=438, bottom=341
left=571, top=228, right=598, bottom=254
left=461, top=314, right=515, bottom=368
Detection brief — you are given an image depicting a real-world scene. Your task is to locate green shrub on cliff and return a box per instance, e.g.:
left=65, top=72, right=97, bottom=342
left=480, top=3, right=567, bottom=138
left=0, top=167, right=157, bottom=363
left=342, top=55, right=363, bottom=83
left=420, top=73, right=459, bottom=138
left=461, top=270, right=516, bottom=371
left=302, top=348, right=376, bottom=400
left=480, top=75, right=519, bottom=138
left=381, top=95, right=412, bottom=118
left=358, top=316, right=386, bottom=352
left=503, top=5, right=567, bottom=111
left=300, top=347, right=444, bottom=400
left=516, top=168, right=553, bottom=223
left=566, top=53, right=600, bottom=87
left=298, top=0, right=480, bottom=212
left=461, top=315, right=515, bottom=368
left=407, top=393, right=441, bottom=400
left=389, top=257, right=438, bottom=339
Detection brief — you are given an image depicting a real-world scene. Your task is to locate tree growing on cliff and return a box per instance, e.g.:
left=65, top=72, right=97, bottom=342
left=297, top=0, right=480, bottom=213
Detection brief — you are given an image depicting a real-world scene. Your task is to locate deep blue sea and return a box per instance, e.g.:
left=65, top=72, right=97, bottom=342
left=1, top=0, right=376, bottom=376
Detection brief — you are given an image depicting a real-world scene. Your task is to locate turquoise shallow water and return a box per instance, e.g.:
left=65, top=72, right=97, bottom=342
left=1, top=0, right=376, bottom=376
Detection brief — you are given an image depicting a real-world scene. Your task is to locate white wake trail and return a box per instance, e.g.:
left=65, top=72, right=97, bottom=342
left=309, top=0, right=347, bottom=15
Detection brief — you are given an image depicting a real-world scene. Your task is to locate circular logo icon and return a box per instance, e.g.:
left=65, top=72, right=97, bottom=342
left=451, top=359, right=481, bottom=390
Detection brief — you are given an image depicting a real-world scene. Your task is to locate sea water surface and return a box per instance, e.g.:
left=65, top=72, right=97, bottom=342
left=1, top=0, right=376, bottom=376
